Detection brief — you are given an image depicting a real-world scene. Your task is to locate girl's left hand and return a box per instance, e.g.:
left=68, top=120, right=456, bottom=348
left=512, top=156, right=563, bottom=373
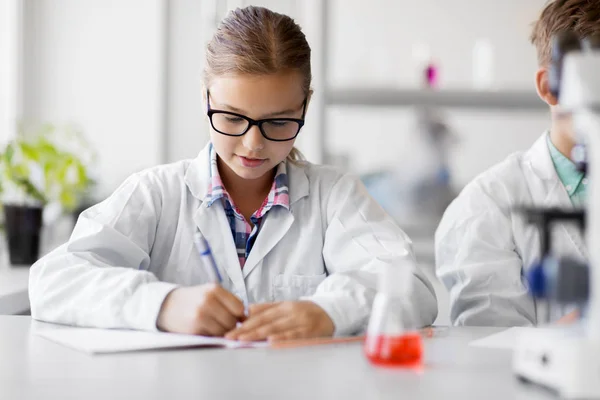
left=224, top=301, right=335, bottom=342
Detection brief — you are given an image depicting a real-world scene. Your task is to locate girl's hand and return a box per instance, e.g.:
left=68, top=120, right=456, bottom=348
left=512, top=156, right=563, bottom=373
left=156, top=284, right=246, bottom=336
left=224, top=301, right=335, bottom=342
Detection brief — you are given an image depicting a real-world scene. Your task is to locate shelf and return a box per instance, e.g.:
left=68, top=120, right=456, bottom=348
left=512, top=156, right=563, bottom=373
left=325, top=88, right=547, bottom=111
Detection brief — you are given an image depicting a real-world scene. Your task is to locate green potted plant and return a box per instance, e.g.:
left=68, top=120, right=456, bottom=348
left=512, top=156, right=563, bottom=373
left=0, top=123, right=95, bottom=265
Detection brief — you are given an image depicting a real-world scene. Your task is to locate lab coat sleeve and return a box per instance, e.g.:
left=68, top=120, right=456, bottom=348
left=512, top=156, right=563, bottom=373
left=29, top=173, right=179, bottom=331
left=435, top=183, right=536, bottom=327
left=307, top=173, right=438, bottom=336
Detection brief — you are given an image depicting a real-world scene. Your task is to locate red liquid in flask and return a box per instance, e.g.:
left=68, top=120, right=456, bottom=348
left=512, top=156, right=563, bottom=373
left=365, top=333, right=423, bottom=368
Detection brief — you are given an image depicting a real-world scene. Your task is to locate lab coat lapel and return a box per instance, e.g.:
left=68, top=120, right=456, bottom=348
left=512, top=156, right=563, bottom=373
left=194, top=201, right=246, bottom=295
left=545, top=182, right=588, bottom=260
left=562, top=212, right=588, bottom=259
left=185, top=142, right=246, bottom=294
left=528, top=132, right=588, bottom=260
left=242, top=208, right=294, bottom=278
left=242, top=160, right=310, bottom=278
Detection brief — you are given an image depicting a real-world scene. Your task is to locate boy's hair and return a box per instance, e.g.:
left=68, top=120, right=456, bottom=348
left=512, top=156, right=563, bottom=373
left=530, top=0, right=600, bottom=66
left=204, top=6, right=311, bottom=162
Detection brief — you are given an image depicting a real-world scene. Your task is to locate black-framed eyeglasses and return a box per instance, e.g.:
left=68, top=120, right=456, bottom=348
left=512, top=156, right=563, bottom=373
left=206, top=90, right=307, bottom=142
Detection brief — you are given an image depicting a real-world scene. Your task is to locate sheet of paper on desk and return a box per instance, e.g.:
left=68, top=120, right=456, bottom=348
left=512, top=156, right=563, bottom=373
left=469, top=327, right=538, bottom=350
left=36, top=327, right=268, bottom=354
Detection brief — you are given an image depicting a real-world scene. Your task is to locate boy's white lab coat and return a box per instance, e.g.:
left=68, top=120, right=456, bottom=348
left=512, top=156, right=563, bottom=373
left=29, top=145, right=437, bottom=335
left=436, top=132, right=587, bottom=327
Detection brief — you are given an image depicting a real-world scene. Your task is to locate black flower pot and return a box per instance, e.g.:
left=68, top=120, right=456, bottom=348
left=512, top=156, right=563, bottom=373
left=3, top=205, right=43, bottom=266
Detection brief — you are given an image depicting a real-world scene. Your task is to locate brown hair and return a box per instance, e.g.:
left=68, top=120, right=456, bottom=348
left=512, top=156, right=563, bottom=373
left=204, top=6, right=311, bottom=162
left=530, top=0, right=600, bottom=66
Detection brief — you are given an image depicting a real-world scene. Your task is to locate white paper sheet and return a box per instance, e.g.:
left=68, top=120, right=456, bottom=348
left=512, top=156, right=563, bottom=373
left=36, top=326, right=268, bottom=354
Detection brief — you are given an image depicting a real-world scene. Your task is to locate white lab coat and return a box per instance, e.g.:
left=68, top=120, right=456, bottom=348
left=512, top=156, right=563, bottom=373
left=436, top=132, right=587, bottom=327
left=29, top=144, right=437, bottom=335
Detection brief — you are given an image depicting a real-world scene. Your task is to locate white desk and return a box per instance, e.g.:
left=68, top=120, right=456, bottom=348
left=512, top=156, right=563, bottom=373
left=0, top=316, right=555, bottom=400
left=0, top=256, right=30, bottom=314
left=0, top=218, right=74, bottom=315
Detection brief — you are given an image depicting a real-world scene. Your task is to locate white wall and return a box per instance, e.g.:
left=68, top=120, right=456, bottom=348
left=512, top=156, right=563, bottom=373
left=329, top=0, right=547, bottom=89
left=21, top=0, right=167, bottom=198
left=0, top=0, right=23, bottom=145
left=165, top=0, right=206, bottom=163
left=326, top=0, right=550, bottom=189
left=0, top=2, right=8, bottom=144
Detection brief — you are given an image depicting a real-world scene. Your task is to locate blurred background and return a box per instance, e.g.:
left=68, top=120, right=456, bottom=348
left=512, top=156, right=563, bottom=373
left=0, top=0, right=551, bottom=322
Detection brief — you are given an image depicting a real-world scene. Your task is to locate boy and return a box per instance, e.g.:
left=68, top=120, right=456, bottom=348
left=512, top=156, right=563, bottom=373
left=436, top=0, right=599, bottom=326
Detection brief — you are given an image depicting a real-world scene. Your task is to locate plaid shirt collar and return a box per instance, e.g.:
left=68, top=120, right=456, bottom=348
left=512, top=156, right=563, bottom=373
left=204, top=144, right=290, bottom=212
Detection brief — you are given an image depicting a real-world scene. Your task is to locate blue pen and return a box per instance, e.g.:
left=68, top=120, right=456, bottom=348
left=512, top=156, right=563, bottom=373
left=193, top=231, right=223, bottom=283
left=193, top=230, right=248, bottom=316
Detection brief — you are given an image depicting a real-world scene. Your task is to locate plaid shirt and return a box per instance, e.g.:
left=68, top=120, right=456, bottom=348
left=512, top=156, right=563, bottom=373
left=204, top=145, right=290, bottom=268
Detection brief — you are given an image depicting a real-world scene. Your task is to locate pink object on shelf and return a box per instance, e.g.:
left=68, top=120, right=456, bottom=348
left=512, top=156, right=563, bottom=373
left=425, top=63, right=438, bottom=88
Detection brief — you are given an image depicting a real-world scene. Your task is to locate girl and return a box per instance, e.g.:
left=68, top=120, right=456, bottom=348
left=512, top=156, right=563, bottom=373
left=29, top=6, right=437, bottom=341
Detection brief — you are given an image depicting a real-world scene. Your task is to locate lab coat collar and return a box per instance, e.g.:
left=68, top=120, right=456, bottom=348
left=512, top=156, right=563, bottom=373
left=527, top=131, right=558, bottom=182
left=184, top=143, right=310, bottom=205
left=184, top=143, right=212, bottom=201
left=526, top=131, right=571, bottom=206
left=286, top=159, right=310, bottom=205
left=525, top=131, right=588, bottom=259
left=240, top=160, right=309, bottom=277
left=185, top=143, right=311, bottom=286
left=193, top=202, right=298, bottom=293
left=193, top=199, right=247, bottom=301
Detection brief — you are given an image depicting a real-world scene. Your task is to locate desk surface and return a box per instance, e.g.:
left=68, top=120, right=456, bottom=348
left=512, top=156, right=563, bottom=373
left=1, top=316, right=554, bottom=400
left=0, top=219, right=73, bottom=315
left=0, top=260, right=30, bottom=314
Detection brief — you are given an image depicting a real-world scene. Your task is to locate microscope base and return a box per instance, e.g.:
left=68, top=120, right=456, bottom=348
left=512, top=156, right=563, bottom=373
left=513, top=329, right=600, bottom=399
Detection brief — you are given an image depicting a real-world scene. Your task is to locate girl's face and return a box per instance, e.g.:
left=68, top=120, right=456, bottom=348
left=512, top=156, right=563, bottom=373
left=206, top=71, right=306, bottom=183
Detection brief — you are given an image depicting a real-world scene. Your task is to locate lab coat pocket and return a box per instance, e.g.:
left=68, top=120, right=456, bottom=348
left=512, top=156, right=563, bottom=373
left=272, top=273, right=327, bottom=301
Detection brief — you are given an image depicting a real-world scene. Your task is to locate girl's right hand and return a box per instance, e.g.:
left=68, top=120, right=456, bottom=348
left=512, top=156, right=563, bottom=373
left=156, top=284, right=246, bottom=336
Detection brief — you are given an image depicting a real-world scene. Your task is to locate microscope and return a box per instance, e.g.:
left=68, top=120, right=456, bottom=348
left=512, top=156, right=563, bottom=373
left=513, top=32, right=600, bottom=399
